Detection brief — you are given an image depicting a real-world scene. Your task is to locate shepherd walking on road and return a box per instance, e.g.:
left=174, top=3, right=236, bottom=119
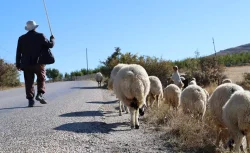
left=15, top=20, right=55, bottom=107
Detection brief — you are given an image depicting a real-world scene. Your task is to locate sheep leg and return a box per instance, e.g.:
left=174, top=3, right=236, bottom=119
left=119, top=100, right=122, bottom=116
left=167, top=101, right=171, bottom=111
left=150, top=94, right=156, bottom=108
left=215, top=127, right=221, bottom=147
left=246, top=132, right=250, bottom=153
left=135, top=108, right=140, bottom=129
left=146, top=95, right=150, bottom=108
left=174, top=104, right=179, bottom=113
left=129, top=107, right=135, bottom=129
left=222, top=131, right=229, bottom=149
left=221, top=128, right=230, bottom=149
left=121, top=102, right=125, bottom=112
left=156, top=95, right=160, bottom=109
left=199, top=113, right=204, bottom=122
left=125, top=105, right=129, bottom=114
left=122, top=103, right=129, bottom=113
left=233, top=132, right=244, bottom=153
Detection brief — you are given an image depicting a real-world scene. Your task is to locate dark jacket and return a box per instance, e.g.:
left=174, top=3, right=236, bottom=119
left=16, top=30, right=55, bottom=69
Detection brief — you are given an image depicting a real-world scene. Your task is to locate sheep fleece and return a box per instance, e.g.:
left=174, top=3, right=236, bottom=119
left=113, top=64, right=150, bottom=108
left=222, top=91, right=250, bottom=148
left=180, top=85, right=207, bottom=117
left=163, top=84, right=181, bottom=108
left=95, top=72, right=103, bottom=82
left=108, top=63, right=128, bottom=90
left=208, top=83, right=244, bottom=128
left=149, top=76, right=163, bottom=96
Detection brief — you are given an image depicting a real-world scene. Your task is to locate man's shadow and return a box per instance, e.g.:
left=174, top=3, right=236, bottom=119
left=0, top=106, right=42, bottom=111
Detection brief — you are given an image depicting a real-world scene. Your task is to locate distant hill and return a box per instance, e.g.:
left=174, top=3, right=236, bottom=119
left=215, top=43, right=250, bottom=56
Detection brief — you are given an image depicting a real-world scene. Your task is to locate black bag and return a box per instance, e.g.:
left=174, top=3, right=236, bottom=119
left=37, top=47, right=55, bottom=65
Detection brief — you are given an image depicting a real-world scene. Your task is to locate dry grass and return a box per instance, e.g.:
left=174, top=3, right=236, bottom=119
left=0, top=83, right=24, bottom=91
left=142, top=84, right=230, bottom=153
left=143, top=106, right=218, bottom=152
left=204, top=83, right=218, bottom=95
left=223, top=66, right=250, bottom=83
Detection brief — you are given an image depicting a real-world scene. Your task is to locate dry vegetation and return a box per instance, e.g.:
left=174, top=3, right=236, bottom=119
left=142, top=84, right=230, bottom=153
left=142, top=73, right=250, bottom=152
left=204, top=83, right=218, bottom=95
left=223, top=65, right=250, bottom=83
left=0, top=83, right=24, bottom=91
left=223, top=65, right=250, bottom=90
left=0, top=59, right=20, bottom=88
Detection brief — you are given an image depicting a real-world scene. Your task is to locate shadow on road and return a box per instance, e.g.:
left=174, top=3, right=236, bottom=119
left=60, top=111, right=104, bottom=117
left=70, top=87, right=100, bottom=90
left=0, top=106, right=42, bottom=111
left=54, top=121, right=130, bottom=133
left=86, top=100, right=118, bottom=105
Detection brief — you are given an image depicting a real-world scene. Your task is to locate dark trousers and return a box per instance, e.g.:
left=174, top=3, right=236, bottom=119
left=23, top=65, right=46, bottom=99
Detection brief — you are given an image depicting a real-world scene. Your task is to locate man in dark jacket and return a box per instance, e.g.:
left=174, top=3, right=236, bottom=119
left=16, top=20, right=55, bottom=107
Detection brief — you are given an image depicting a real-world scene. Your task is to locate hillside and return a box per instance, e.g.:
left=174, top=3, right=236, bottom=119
left=216, top=43, right=250, bottom=55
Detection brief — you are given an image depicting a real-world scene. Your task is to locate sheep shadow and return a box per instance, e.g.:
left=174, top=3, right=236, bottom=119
left=86, top=100, right=118, bottom=105
left=59, top=111, right=104, bottom=117
left=70, top=87, right=99, bottom=90
left=54, top=121, right=130, bottom=133
left=115, top=106, right=120, bottom=110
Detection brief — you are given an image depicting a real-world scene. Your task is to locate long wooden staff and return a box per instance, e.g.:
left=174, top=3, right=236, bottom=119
left=42, top=0, right=53, bottom=35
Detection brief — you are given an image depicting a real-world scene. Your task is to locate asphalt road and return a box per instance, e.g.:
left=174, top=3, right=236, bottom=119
left=0, top=81, right=170, bottom=153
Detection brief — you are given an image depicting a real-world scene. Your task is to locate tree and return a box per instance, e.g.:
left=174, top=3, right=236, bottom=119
left=0, top=59, right=20, bottom=87
left=100, top=47, right=122, bottom=77
left=46, top=68, right=60, bottom=81
left=80, top=69, right=87, bottom=75
left=194, top=49, right=200, bottom=59
left=64, top=73, right=70, bottom=81
left=58, top=73, right=63, bottom=81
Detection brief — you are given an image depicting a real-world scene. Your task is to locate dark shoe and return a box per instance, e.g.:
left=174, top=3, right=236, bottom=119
left=35, top=93, right=47, bottom=104
left=28, top=99, right=35, bottom=107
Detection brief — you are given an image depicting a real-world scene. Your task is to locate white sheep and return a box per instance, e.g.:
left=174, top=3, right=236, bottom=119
left=95, top=72, right=103, bottom=87
left=108, top=63, right=128, bottom=90
left=188, top=78, right=197, bottom=86
left=163, top=84, right=181, bottom=111
left=108, top=63, right=129, bottom=116
left=147, top=76, right=163, bottom=108
left=113, top=64, right=150, bottom=129
left=222, top=90, right=250, bottom=152
left=222, top=78, right=232, bottom=84
left=180, top=84, right=207, bottom=121
left=208, top=83, right=244, bottom=148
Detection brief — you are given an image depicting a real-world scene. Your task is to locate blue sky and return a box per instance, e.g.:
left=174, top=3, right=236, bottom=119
left=1, top=0, right=250, bottom=82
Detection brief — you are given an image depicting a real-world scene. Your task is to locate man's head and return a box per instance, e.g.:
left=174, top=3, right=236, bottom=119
left=25, top=20, right=39, bottom=31
left=173, top=65, right=178, bottom=71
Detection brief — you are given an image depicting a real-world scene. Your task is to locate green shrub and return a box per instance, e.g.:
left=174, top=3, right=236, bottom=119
left=99, top=48, right=225, bottom=88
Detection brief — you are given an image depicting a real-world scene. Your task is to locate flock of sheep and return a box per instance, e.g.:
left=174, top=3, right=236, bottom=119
left=95, top=63, right=250, bottom=153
